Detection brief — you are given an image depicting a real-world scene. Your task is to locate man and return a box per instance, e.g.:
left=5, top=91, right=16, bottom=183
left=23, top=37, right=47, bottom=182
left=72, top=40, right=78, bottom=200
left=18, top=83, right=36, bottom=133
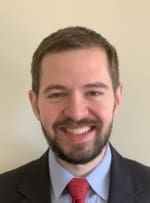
left=0, top=26, right=150, bottom=203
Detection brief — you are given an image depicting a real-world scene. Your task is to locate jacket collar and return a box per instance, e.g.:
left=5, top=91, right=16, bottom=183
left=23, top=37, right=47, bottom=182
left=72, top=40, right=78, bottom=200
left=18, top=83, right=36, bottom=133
left=108, top=145, right=143, bottom=203
left=17, top=150, right=51, bottom=203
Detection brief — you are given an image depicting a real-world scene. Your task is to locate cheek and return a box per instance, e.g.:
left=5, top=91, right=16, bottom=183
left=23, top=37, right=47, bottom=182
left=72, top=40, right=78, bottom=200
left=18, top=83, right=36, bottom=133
left=37, top=101, right=63, bottom=126
left=37, top=101, right=52, bottom=122
left=92, top=102, right=115, bottom=122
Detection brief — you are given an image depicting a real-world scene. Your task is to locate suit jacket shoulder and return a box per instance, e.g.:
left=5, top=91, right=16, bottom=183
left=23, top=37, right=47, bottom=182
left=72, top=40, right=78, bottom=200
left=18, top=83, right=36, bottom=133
left=109, top=146, right=150, bottom=203
left=0, top=151, right=50, bottom=203
left=125, top=156, right=150, bottom=183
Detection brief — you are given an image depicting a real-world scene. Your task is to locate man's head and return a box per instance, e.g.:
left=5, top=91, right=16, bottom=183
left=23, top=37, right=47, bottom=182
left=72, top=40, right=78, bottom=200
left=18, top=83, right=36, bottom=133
left=29, top=26, right=122, bottom=165
left=31, top=26, right=119, bottom=96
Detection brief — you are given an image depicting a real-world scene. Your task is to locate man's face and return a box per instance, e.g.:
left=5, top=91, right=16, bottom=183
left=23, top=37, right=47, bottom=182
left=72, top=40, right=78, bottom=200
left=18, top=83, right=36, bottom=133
left=29, top=47, right=122, bottom=164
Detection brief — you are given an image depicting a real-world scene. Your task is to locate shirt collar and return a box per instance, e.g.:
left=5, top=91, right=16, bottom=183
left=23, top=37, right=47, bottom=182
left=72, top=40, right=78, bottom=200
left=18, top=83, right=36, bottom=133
left=48, top=144, right=111, bottom=200
left=86, top=144, right=111, bottom=200
left=49, top=150, right=74, bottom=199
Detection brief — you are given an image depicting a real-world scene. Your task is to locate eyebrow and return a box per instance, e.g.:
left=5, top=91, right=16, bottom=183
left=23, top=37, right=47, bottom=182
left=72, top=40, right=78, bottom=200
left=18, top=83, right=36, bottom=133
left=84, top=82, right=109, bottom=90
left=43, top=85, right=67, bottom=94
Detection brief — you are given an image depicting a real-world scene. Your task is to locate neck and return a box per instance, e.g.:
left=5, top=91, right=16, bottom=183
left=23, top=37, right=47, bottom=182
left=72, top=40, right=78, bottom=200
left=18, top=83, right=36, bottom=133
left=56, top=145, right=107, bottom=177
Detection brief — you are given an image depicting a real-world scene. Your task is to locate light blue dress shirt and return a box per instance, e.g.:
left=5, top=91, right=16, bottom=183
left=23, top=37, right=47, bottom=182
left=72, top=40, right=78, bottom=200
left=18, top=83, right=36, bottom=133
left=48, top=144, right=112, bottom=203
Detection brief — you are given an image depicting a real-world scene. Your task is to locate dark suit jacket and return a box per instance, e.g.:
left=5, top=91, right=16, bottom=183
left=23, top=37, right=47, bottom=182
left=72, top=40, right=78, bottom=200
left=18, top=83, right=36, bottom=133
left=0, top=146, right=150, bottom=203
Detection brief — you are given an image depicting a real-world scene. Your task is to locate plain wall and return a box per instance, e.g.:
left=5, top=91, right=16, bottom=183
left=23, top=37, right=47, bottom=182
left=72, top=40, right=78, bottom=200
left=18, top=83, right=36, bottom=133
left=0, top=0, right=150, bottom=173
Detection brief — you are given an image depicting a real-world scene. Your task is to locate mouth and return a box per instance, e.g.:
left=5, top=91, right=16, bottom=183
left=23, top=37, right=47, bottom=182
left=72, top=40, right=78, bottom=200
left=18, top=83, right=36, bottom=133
left=63, top=126, right=93, bottom=135
left=59, top=125, right=96, bottom=143
left=54, top=119, right=99, bottom=135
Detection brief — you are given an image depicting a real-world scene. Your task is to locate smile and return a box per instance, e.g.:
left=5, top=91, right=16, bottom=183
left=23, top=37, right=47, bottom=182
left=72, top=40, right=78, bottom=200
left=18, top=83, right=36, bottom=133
left=66, top=126, right=91, bottom=135
left=62, top=126, right=93, bottom=135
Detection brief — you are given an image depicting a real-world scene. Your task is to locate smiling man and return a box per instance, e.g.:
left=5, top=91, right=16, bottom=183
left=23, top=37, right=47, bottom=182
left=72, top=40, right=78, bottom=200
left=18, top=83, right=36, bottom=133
left=0, top=26, right=150, bottom=203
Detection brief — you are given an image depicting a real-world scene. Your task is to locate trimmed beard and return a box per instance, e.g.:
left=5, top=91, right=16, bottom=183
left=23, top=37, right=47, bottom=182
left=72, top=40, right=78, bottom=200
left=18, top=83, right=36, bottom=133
left=41, top=118, right=113, bottom=164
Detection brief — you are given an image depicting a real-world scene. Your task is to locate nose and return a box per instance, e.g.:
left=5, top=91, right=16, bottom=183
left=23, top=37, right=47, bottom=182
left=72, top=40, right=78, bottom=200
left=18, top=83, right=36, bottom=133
left=63, top=92, right=89, bottom=121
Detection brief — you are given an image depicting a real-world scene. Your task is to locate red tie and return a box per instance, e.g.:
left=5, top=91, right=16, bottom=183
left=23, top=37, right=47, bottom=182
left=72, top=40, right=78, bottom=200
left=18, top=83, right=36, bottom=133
left=67, top=178, right=89, bottom=203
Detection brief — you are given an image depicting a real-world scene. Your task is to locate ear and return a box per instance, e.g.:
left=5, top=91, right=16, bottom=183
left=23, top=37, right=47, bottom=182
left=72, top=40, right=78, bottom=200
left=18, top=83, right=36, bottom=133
left=28, top=90, right=40, bottom=121
left=114, top=83, right=123, bottom=114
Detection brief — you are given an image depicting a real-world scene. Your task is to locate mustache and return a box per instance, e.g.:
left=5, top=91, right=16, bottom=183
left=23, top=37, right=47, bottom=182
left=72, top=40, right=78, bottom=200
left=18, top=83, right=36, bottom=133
left=53, top=118, right=101, bottom=130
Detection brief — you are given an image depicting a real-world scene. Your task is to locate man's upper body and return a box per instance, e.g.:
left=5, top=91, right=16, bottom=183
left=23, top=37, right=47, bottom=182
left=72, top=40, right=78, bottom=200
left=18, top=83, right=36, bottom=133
left=1, top=27, right=150, bottom=202
left=0, top=144, right=150, bottom=203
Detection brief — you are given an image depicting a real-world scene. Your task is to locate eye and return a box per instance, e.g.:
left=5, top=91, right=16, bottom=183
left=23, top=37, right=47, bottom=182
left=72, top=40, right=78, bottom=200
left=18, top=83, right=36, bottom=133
left=47, top=92, right=67, bottom=102
left=86, top=91, right=104, bottom=97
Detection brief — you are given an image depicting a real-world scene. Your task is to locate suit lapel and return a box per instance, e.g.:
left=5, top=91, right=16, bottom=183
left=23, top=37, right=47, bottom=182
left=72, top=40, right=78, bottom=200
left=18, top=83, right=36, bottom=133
left=108, top=146, right=143, bottom=203
left=17, top=151, right=51, bottom=203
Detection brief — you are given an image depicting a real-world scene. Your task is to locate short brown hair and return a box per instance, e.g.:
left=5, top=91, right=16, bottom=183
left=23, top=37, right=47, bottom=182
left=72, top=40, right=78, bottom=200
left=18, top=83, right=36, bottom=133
left=31, top=26, right=119, bottom=95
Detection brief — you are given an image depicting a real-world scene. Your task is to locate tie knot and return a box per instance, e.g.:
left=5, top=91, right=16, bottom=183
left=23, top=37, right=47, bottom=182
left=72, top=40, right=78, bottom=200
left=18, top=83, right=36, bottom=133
left=67, top=178, right=89, bottom=202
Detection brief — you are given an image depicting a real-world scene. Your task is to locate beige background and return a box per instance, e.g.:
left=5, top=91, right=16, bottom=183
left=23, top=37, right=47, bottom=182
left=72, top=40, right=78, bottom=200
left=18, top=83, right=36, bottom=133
left=0, top=0, right=150, bottom=173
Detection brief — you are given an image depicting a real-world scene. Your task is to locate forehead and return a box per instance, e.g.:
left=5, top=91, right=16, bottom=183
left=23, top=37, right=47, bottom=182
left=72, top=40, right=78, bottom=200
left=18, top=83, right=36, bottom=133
left=40, top=47, right=111, bottom=86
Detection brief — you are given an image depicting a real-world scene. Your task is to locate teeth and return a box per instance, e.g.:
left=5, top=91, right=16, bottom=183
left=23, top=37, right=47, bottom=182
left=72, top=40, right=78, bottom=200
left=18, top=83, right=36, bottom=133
left=66, top=126, right=91, bottom=135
